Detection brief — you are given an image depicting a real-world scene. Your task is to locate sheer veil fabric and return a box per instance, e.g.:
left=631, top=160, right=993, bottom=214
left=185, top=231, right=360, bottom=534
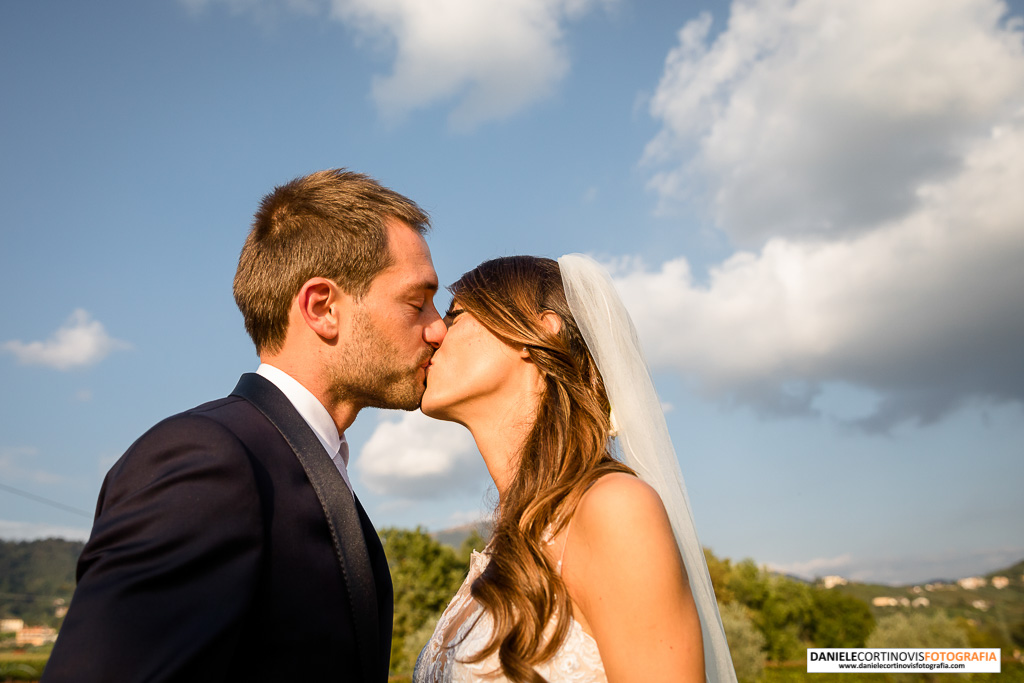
left=558, top=254, right=737, bottom=683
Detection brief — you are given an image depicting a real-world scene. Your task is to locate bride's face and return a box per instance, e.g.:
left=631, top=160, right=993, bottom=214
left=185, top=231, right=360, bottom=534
left=420, top=302, right=528, bottom=422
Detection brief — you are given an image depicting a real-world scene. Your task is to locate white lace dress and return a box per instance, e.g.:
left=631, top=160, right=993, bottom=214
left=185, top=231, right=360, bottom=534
left=413, top=547, right=607, bottom=683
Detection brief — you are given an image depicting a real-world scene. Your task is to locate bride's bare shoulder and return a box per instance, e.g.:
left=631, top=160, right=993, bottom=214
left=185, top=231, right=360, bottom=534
left=572, top=472, right=673, bottom=548
left=564, top=472, right=687, bottom=621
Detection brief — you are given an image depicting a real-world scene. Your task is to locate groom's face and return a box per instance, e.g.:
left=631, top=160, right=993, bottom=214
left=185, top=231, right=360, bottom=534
left=327, top=220, right=446, bottom=410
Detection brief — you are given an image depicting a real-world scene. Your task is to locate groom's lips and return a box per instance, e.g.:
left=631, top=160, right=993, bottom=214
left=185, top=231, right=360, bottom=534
left=420, top=353, right=436, bottom=383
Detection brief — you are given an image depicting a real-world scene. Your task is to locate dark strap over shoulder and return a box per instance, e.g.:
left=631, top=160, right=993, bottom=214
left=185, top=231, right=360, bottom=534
left=231, top=373, right=381, bottom=683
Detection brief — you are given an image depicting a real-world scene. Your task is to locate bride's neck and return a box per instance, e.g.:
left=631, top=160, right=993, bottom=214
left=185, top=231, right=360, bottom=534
left=462, top=397, right=538, bottom=497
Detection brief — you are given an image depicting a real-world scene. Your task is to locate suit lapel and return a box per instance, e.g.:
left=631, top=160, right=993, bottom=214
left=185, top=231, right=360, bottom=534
left=355, top=495, right=393, bottom=676
left=231, top=373, right=381, bottom=683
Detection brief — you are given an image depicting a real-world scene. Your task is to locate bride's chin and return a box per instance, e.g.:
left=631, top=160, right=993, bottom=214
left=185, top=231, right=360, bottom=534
left=419, top=390, right=446, bottom=420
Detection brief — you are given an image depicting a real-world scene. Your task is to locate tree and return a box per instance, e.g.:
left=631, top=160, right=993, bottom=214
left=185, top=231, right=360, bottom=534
left=720, top=601, right=766, bottom=683
left=753, top=574, right=813, bottom=662
left=808, top=589, right=874, bottom=648
left=867, top=612, right=969, bottom=649
left=728, top=559, right=770, bottom=610
left=867, top=613, right=970, bottom=683
left=379, top=527, right=468, bottom=676
left=1011, top=619, right=1024, bottom=648
left=959, top=617, right=1012, bottom=650
left=458, top=529, right=488, bottom=564
left=714, top=558, right=811, bottom=662
left=704, top=548, right=736, bottom=605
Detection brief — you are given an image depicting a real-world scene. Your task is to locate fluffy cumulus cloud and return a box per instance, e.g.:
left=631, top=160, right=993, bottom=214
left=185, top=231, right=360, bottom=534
left=629, top=0, right=1024, bottom=429
left=646, top=0, right=1024, bottom=245
left=354, top=411, right=487, bottom=499
left=2, top=309, right=131, bottom=370
left=329, top=0, right=609, bottom=128
left=181, top=0, right=609, bottom=128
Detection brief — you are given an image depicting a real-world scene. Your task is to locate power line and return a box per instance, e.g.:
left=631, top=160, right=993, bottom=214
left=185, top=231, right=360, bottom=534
left=0, top=483, right=92, bottom=519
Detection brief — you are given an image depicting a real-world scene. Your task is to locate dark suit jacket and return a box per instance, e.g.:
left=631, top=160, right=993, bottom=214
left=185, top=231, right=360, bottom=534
left=42, top=374, right=393, bottom=683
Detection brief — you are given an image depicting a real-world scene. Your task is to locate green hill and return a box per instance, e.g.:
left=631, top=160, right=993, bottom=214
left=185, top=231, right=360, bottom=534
left=824, top=558, right=1024, bottom=647
left=0, top=539, right=83, bottom=627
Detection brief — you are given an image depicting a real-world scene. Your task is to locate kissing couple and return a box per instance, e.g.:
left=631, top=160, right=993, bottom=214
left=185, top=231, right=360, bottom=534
left=43, top=170, right=735, bottom=683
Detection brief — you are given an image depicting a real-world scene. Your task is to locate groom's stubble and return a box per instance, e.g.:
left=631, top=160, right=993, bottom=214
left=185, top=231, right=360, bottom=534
left=326, top=304, right=433, bottom=412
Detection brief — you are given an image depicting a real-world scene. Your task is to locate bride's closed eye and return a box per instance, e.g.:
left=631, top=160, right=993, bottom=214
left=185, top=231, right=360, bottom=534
left=443, top=308, right=465, bottom=327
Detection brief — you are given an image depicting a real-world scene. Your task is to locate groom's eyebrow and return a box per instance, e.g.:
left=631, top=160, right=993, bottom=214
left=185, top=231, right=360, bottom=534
left=405, top=278, right=438, bottom=295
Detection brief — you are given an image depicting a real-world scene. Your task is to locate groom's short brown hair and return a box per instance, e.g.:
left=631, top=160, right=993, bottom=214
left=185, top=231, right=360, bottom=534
left=233, top=168, right=429, bottom=355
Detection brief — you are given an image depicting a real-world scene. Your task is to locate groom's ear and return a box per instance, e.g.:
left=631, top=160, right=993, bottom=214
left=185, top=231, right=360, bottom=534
left=296, top=277, right=350, bottom=341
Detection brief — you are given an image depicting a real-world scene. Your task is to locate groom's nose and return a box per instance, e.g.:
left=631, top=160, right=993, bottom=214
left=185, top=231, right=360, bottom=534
left=423, top=313, right=447, bottom=348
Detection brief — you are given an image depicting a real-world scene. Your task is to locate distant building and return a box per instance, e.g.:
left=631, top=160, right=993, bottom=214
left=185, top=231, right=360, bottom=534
left=822, top=575, right=848, bottom=589
left=912, top=597, right=930, bottom=608
left=872, top=597, right=899, bottom=607
left=991, top=576, right=1010, bottom=589
left=0, top=618, right=24, bottom=633
left=957, top=577, right=987, bottom=590
left=971, top=600, right=991, bottom=611
left=15, top=626, right=57, bottom=647
left=924, top=582, right=954, bottom=591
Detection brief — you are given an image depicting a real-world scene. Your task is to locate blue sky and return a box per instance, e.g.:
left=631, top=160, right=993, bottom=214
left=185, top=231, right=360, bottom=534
left=2, top=0, right=1023, bottom=585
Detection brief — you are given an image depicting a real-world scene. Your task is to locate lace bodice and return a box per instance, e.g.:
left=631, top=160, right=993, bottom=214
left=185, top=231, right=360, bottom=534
left=413, top=548, right=607, bottom=683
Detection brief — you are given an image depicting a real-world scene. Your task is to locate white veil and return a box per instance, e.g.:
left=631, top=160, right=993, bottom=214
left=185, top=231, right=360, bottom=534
left=558, top=253, right=737, bottom=683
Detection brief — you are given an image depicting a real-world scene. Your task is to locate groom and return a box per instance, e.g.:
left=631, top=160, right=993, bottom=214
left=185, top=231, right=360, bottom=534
left=42, top=169, right=447, bottom=683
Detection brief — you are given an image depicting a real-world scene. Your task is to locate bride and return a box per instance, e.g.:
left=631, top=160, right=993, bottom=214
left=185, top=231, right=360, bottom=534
left=414, top=254, right=735, bottom=683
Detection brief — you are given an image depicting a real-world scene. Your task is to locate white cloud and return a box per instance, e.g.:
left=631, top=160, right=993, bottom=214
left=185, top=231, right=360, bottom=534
left=354, top=410, right=488, bottom=498
left=3, top=309, right=131, bottom=370
left=329, top=0, right=611, bottom=128
left=629, top=0, right=1024, bottom=429
left=0, top=520, right=90, bottom=542
left=646, top=0, right=1024, bottom=246
left=181, top=0, right=610, bottom=127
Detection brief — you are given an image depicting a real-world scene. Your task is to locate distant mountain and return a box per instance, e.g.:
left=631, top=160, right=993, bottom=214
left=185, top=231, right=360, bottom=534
left=986, top=558, right=1024, bottom=580
left=4, top=532, right=1018, bottom=634
left=0, top=538, right=83, bottom=627
left=431, top=521, right=492, bottom=551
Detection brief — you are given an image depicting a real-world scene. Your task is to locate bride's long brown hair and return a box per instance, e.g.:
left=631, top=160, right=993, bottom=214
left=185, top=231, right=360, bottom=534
left=449, top=256, right=634, bottom=683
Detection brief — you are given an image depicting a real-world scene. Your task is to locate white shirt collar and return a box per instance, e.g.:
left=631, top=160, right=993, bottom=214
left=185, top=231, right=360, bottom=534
left=255, top=363, right=347, bottom=466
